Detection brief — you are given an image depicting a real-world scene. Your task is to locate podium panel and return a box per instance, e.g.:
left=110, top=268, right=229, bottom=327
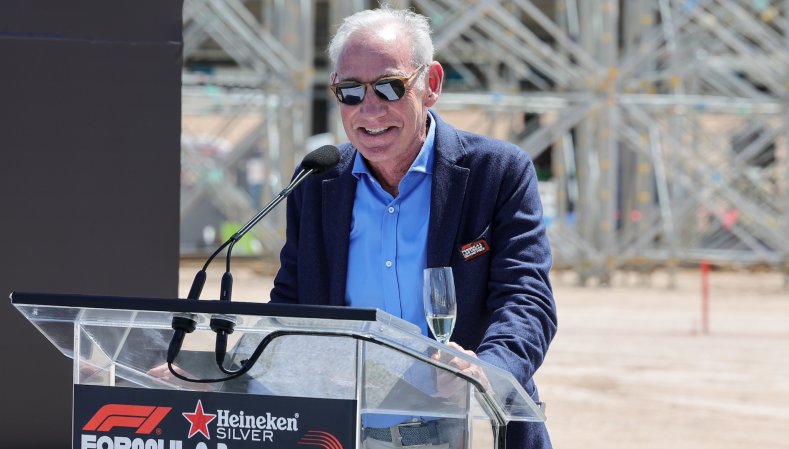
left=11, top=291, right=545, bottom=448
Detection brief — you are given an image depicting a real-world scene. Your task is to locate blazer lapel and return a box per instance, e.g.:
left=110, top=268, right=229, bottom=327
left=428, top=117, right=469, bottom=267
left=322, top=169, right=356, bottom=306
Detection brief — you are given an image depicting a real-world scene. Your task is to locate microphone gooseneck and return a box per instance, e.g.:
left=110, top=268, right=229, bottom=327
left=212, top=144, right=339, bottom=371
left=167, top=145, right=340, bottom=378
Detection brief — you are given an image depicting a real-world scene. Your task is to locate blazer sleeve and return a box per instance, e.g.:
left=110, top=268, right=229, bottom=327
left=269, top=172, right=303, bottom=305
left=475, top=152, right=558, bottom=391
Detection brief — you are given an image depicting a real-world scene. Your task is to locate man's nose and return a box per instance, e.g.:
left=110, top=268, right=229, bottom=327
left=359, top=87, right=387, bottom=115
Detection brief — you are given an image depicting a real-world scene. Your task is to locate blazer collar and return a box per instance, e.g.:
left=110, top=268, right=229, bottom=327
left=428, top=113, right=469, bottom=267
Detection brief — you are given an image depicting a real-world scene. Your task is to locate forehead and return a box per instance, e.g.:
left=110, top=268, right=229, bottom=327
left=336, top=27, right=412, bottom=78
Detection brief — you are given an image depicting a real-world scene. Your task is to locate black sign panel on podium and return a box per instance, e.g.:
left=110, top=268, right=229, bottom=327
left=74, top=385, right=356, bottom=449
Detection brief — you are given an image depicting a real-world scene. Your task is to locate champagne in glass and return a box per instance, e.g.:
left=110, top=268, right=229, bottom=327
left=423, top=267, right=457, bottom=344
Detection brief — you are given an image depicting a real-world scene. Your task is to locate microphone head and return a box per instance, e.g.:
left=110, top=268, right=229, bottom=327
left=302, top=145, right=340, bottom=174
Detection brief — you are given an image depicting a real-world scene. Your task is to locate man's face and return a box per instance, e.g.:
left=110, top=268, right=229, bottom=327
left=333, top=27, right=439, bottom=172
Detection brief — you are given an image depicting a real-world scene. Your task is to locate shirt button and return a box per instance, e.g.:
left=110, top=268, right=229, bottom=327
left=388, top=206, right=395, bottom=213
left=385, top=260, right=393, bottom=268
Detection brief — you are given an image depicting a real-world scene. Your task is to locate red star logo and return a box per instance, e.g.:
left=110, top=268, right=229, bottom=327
left=182, top=400, right=216, bottom=439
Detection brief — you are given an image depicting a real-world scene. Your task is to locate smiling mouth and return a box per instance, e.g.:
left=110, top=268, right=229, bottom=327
left=362, top=127, right=390, bottom=135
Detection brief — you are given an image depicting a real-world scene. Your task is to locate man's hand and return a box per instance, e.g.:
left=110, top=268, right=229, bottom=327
left=432, top=342, right=491, bottom=397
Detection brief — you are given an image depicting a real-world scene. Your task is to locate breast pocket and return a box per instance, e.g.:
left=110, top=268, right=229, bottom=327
left=453, top=224, right=492, bottom=311
left=458, top=223, right=492, bottom=263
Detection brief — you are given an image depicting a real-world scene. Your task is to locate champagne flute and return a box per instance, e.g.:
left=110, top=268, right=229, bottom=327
left=423, top=267, right=457, bottom=344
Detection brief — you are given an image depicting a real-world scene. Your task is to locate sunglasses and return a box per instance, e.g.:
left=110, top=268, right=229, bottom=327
left=330, top=65, right=426, bottom=106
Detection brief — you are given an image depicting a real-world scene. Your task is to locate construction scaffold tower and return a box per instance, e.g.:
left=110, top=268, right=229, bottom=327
left=180, top=0, right=789, bottom=286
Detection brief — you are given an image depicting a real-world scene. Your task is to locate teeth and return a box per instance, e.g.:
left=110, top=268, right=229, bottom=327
left=364, top=127, right=388, bottom=135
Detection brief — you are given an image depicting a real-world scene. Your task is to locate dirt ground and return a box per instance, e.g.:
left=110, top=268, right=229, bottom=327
left=538, top=268, right=789, bottom=449
left=181, top=262, right=789, bottom=448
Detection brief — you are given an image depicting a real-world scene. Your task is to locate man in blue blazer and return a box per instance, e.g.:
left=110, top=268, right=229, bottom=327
left=270, top=6, right=556, bottom=449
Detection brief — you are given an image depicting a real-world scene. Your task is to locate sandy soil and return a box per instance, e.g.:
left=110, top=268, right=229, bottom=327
left=538, top=268, right=789, bottom=449
left=180, top=262, right=789, bottom=448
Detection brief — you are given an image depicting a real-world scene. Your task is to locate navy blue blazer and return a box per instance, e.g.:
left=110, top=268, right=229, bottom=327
left=271, top=112, right=557, bottom=449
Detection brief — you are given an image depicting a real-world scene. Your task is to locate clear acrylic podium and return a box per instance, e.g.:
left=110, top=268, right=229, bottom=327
left=11, top=291, right=545, bottom=448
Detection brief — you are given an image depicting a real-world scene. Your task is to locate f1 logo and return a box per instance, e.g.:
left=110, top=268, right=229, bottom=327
left=83, top=404, right=172, bottom=434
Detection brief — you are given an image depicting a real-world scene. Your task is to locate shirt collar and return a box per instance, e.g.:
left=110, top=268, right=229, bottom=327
left=352, top=111, right=436, bottom=178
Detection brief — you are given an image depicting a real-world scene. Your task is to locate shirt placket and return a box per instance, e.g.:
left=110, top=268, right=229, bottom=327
left=381, top=200, right=401, bottom=316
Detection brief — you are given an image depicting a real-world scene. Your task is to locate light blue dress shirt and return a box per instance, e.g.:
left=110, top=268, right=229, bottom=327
left=345, top=113, right=436, bottom=337
left=346, top=114, right=438, bottom=430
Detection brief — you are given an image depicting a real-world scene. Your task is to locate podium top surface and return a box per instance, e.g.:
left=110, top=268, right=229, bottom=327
left=11, top=290, right=400, bottom=324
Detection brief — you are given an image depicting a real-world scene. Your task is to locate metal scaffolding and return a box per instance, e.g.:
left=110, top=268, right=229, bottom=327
left=180, top=0, right=789, bottom=284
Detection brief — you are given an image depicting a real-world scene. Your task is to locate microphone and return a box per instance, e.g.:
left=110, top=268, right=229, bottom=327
left=301, top=144, right=342, bottom=174
left=167, top=145, right=341, bottom=369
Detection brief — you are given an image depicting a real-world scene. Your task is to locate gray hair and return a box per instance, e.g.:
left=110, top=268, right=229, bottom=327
left=328, top=6, right=434, bottom=71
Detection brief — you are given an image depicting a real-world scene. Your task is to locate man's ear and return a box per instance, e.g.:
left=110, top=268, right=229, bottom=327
left=424, top=62, right=444, bottom=107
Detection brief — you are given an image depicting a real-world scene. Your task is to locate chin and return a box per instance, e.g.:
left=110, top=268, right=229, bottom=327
left=357, top=146, right=392, bottom=161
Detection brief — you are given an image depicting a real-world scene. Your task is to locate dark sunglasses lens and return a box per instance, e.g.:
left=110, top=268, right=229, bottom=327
left=336, top=84, right=365, bottom=105
left=373, top=79, right=406, bottom=101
